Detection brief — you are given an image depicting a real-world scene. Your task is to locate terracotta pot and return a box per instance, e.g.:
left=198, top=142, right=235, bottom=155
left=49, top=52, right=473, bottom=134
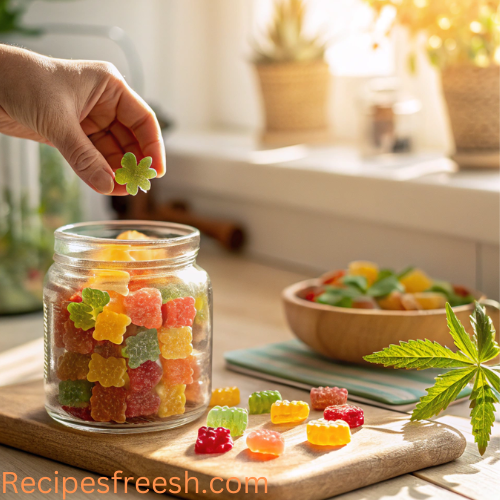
left=254, top=61, right=331, bottom=146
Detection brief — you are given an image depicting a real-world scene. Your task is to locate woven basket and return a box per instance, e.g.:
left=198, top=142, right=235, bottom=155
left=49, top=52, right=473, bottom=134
left=254, top=61, right=331, bottom=145
left=441, top=65, right=499, bottom=152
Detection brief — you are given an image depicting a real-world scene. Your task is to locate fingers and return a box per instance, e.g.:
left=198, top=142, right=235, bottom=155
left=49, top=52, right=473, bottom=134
left=50, top=117, right=115, bottom=195
left=115, top=85, right=166, bottom=177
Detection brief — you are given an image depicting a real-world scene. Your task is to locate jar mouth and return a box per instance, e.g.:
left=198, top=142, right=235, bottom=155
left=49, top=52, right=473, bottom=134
left=54, top=220, right=200, bottom=268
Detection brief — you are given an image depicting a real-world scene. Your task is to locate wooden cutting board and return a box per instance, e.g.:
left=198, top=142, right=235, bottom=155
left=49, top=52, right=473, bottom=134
left=0, top=381, right=466, bottom=500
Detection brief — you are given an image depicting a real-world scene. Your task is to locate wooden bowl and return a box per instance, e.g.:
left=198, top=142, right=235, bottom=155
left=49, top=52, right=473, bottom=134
left=282, top=279, right=486, bottom=365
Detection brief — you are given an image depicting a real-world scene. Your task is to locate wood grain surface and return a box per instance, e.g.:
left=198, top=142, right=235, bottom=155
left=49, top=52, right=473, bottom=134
left=0, top=380, right=466, bottom=500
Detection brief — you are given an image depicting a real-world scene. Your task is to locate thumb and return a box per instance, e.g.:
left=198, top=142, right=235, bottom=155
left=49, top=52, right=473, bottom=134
left=50, top=118, right=115, bottom=195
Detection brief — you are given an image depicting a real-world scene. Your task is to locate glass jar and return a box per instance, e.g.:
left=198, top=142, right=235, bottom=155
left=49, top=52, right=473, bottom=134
left=43, top=221, right=212, bottom=433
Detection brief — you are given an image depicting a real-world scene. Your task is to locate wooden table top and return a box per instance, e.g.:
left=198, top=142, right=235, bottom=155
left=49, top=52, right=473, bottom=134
left=0, top=249, right=498, bottom=500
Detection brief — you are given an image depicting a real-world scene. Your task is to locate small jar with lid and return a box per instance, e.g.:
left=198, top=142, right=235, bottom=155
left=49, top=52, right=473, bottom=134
left=43, top=221, right=212, bottom=433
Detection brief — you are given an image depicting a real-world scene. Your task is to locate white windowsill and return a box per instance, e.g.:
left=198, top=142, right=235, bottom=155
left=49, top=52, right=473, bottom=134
left=163, top=129, right=500, bottom=245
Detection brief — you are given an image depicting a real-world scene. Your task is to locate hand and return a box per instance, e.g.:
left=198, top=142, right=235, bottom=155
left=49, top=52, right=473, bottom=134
left=0, top=44, right=165, bottom=195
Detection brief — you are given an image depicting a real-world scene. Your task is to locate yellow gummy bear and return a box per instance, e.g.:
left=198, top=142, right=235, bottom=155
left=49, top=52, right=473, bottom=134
left=93, top=307, right=131, bottom=344
left=87, top=270, right=130, bottom=296
left=348, top=261, right=379, bottom=286
left=158, top=326, right=193, bottom=359
left=87, top=353, right=127, bottom=388
left=116, top=230, right=161, bottom=261
left=399, top=269, right=433, bottom=293
left=307, top=419, right=351, bottom=446
left=210, top=387, right=240, bottom=407
left=156, top=383, right=186, bottom=417
left=97, top=244, right=135, bottom=262
left=271, top=400, right=309, bottom=424
left=412, top=292, right=447, bottom=310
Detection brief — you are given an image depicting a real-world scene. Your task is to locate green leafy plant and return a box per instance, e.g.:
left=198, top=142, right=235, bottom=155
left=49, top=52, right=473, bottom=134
left=67, top=288, right=110, bottom=330
left=115, top=152, right=156, bottom=196
left=252, top=0, right=326, bottom=64
left=365, top=301, right=500, bottom=455
left=364, top=0, right=500, bottom=69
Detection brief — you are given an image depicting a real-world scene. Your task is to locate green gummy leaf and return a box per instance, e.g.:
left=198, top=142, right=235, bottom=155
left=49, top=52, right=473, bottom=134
left=470, top=302, right=500, bottom=363
left=115, top=152, right=156, bottom=196
left=67, top=287, right=110, bottom=330
left=411, top=366, right=476, bottom=421
left=367, top=275, right=404, bottom=298
left=363, top=339, right=476, bottom=369
left=446, top=303, right=478, bottom=363
left=341, top=275, right=367, bottom=293
left=469, top=368, right=499, bottom=455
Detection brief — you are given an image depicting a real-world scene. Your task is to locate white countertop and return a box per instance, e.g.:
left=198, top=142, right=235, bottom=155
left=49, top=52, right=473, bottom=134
left=164, top=130, right=500, bottom=245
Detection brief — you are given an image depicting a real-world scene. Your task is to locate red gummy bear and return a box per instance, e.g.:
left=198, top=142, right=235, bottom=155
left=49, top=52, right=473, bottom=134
left=324, top=404, right=364, bottom=428
left=63, top=320, right=95, bottom=354
left=126, top=390, right=161, bottom=418
left=195, top=426, right=233, bottom=454
left=128, top=360, right=163, bottom=393
left=124, top=288, right=163, bottom=329
left=162, top=297, right=196, bottom=328
left=62, top=405, right=94, bottom=421
left=310, top=386, right=348, bottom=410
left=54, top=292, right=83, bottom=349
left=94, top=340, right=123, bottom=359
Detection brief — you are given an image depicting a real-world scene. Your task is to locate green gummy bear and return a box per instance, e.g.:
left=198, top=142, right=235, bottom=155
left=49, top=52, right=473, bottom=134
left=115, top=152, right=157, bottom=196
left=160, top=283, right=194, bottom=304
left=67, top=287, right=110, bottom=331
left=58, top=380, right=93, bottom=407
left=121, top=328, right=160, bottom=369
left=207, top=406, right=248, bottom=437
left=248, top=390, right=282, bottom=414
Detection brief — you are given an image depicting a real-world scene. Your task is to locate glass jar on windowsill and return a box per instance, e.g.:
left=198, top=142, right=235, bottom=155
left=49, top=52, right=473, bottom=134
left=43, top=220, right=212, bottom=433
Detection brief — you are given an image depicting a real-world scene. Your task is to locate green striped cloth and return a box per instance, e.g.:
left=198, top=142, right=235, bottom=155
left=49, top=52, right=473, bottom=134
left=224, top=339, right=471, bottom=410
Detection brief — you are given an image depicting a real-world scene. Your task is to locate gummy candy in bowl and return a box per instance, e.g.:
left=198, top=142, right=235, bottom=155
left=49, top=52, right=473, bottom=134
left=43, top=221, right=212, bottom=433
left=282, top=263, right=488, bottom=365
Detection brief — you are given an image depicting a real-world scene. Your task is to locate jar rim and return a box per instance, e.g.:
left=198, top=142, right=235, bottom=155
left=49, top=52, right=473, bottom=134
left=53, top=220, right=200, bottom=268
left=55, top=220, right=200, bottom=246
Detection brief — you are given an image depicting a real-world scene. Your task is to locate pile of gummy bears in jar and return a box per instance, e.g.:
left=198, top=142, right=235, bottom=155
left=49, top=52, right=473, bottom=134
left=51, top=230, right=209, bottom=425
left=194, top=385, right=363, bottom=455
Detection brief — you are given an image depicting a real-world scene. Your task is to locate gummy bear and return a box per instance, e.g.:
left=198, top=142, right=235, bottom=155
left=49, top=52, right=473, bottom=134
left=310, top=387, right=348, bottom=411
left=348, top=261, right=379, bottom=286
left=117, top=230, right=151, bottom=241
left=54, top=293, right=80, bottom=348
left=87, top=353, right=127, bottom=388
left=270, top=400, right=309, bottom=424
left=126, top=390, right=161, bottom=418
left=128, top=360, right=163, bottom=393
left=58, top=380, right=93, bottom=407
left=194, top=294, right=209, bottom=323
left=93, top=340, right=123, bottom=359
left=105, top=291, right=127, bottom=315
left=156, top=383, right=186, bottom=418
left=98, top=244, right=135, bottom=262
left=56, top=352, right=90, bottom=381
left=93, top=307, right=131, bottom=344
left=195, top=427, right=234, bottom=454
left=210, top=387, right=240, bottom=407
left=246, top=429, right=285, bottom=456
left=248, top=390, right=282, bottom=414
left=158, top=327, right=193, bottom=359
left=399, top=269, right=433, bottom=293
left=324, top=404, right=364, bottom=428
left=124, top=288, right=163, bottom=329
left=161, top=296, right=196, bottom=328
left=412, top=292, right=447, bottom=310
left=87, top=270, right=130, bottom=297
left=307, top=418, right=351, bottom=446
left=185, top=381, right=204, bottom=404
left=63, top=320, right=95, bottom=355
left=206, top=406, right=248, bottom=437
left=160, top=357, right=194, bottom=386
left=62, top=405, right=93, bottom=421
left=160, top=282, right=194, bottom=304
left=90, top=383, right=127, bottom=423
left=121, top=328, right=161, bottom=369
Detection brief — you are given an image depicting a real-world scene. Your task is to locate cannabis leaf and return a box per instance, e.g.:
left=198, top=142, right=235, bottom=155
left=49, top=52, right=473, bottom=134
left=115, top=152, right=157, bottom=196
left=67, top=287, right=110, bottom=330
left=364, top=300, right=500, bottom=455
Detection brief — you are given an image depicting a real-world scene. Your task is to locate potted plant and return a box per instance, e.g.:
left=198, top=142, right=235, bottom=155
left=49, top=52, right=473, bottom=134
left=252, top=0, right=331, bottom=146
left=365, top=0, right=499, bottom=168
